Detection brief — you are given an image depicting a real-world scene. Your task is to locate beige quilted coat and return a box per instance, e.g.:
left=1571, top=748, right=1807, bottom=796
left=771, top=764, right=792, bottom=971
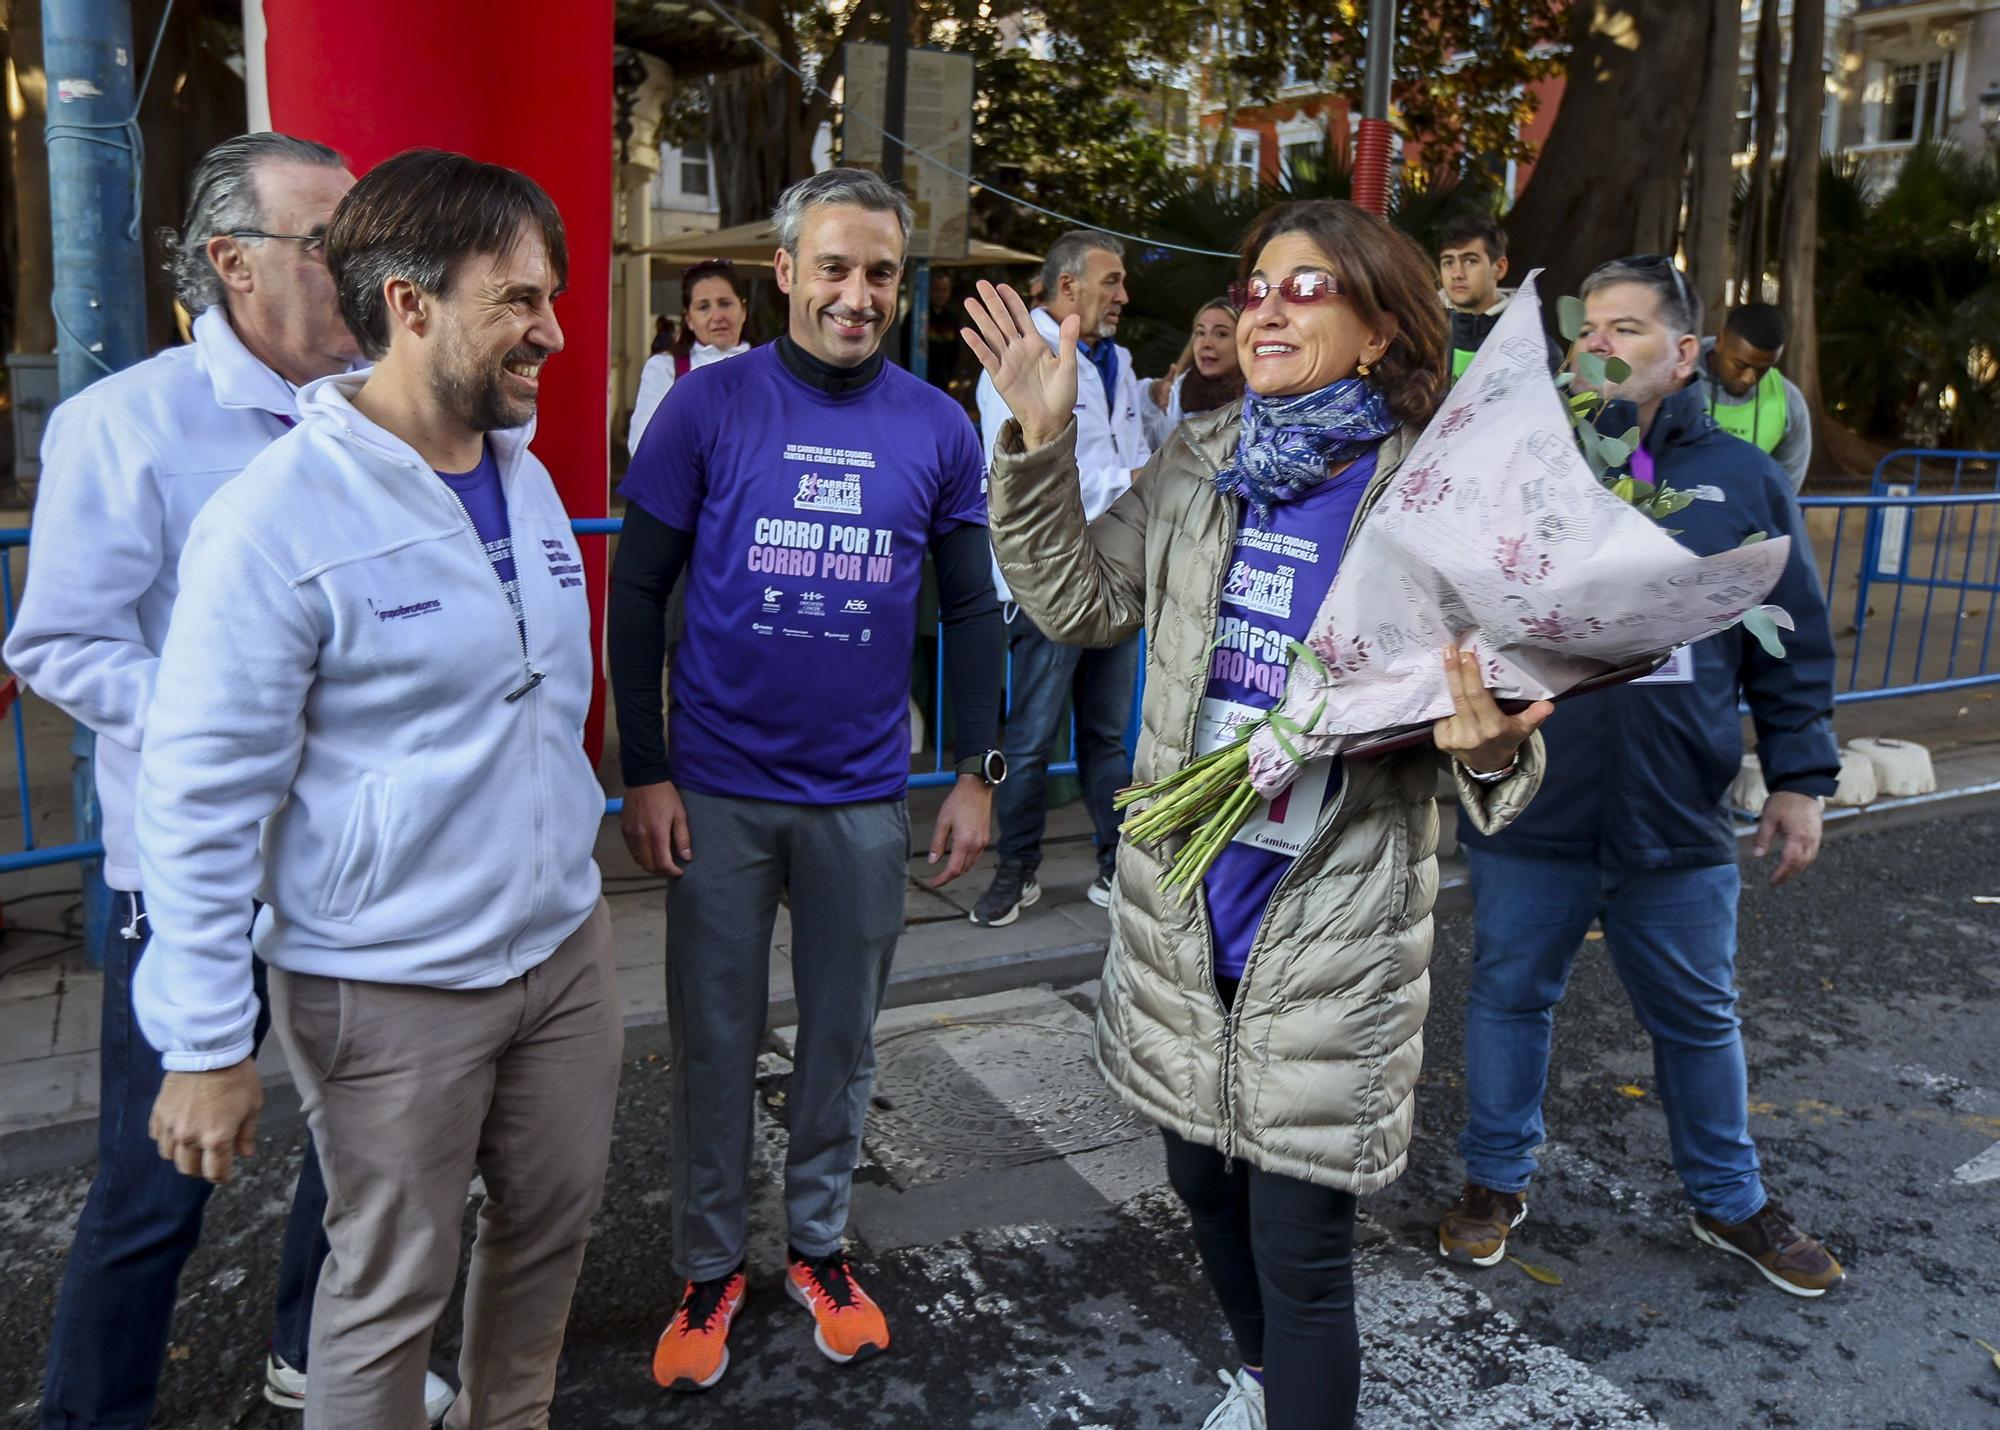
left=988, top=405, right=1545, bottom=1193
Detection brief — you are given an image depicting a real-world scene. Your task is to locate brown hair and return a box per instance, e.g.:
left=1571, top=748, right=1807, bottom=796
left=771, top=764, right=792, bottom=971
left=327, top=148, right=568, bottom=361
left=1237, top=200, right=1447, bottom=428
left=672, top=257, right=752, bottom=361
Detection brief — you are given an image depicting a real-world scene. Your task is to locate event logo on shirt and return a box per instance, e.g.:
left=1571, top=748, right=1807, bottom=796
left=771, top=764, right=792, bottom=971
left=799, top=590, right=827, bottom=617
left=1223, top=558, right=1296, bottom=620
left=762, top=586, right=784, bottom=611
left=843, top=598, right=870, bottom=614
left=793, top=471, right=865, bottom=515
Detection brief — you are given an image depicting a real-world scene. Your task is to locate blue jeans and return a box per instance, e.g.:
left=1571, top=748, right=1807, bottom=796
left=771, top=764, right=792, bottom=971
left=1458, top=850, right=1766, bottom=1225
left=42, top=893, right=329, bottom=1429
left=994, top=611, right=1138, bottom=876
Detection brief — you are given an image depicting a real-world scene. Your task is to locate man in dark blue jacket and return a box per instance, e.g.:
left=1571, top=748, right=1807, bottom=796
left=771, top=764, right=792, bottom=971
left=1435, top=256, right=1846, bottom=1298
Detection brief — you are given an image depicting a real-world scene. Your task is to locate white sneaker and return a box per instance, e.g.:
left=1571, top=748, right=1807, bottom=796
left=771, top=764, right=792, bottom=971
left=1198, top=1367, right=1267, bottom=1430
left=264, top=1352, right=457, bottom=1422
left=1087, top=872, right=1114, bottom=908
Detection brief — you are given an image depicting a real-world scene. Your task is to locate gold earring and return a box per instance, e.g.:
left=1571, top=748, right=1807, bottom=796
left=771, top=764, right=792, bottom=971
left=1356, top=359, right=1372, bottom=377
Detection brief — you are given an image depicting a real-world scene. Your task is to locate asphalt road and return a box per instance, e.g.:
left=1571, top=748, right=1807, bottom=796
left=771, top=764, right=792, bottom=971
left=2, top=809, right=1997, bottom=1428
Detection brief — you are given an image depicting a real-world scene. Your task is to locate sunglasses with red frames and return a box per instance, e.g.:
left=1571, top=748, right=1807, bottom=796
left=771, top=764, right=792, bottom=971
left=1227, top=270, right=1344, bottom=311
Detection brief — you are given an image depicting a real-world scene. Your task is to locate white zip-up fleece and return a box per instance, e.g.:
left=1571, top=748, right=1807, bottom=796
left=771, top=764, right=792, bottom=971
left=976, top=307, right=1151, bottom=603
left=3, top=309, right=302, bottom=890
left=133, top=371, right=605, bottom=1071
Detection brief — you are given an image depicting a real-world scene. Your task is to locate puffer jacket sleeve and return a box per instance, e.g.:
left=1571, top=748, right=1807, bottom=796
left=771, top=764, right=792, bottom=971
left=1449, top=729, right=1546, bottom=835
left=988, top=415, right=1157, bottom=649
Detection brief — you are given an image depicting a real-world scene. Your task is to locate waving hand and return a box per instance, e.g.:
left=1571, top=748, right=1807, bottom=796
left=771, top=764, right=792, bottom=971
left=961, top=280, right=1079, bottom=450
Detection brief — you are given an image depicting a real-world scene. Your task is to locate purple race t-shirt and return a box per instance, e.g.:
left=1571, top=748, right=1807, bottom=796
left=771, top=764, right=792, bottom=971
left=620, top=343, right=989, bottom=804
left=436, top=443, right=523, bottom=646
left=1200, top=448, right=1379, bottom=982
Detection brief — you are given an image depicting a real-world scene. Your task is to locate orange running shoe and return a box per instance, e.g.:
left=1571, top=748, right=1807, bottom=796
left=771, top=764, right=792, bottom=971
left=785, top=1250, right=891, bottom=1363
left=651, top=1269, right=747, bottom=1391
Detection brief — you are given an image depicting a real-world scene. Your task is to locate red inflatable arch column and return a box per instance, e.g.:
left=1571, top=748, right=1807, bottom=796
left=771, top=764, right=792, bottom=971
left=248, top=1, right=615, bottom=761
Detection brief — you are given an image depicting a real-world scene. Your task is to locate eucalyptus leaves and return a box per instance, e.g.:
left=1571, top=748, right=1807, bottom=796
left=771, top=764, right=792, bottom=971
left=1552, top=294, right=1699, bottom=526
left=1551, top=293, right=1789, bottom=660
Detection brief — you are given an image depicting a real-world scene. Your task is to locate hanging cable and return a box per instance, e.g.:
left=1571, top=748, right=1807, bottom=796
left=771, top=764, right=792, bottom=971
left=697, top=0, right=1237, bottom=259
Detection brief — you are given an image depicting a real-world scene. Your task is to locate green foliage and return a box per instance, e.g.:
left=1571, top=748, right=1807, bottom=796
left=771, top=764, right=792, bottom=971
left=1816, top=141, right=2000, bottom=448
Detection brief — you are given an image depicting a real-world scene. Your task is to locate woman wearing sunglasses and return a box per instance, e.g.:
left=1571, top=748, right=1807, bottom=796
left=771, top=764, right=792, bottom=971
left=627, top=257, right=754, bottom=457
left=963, top=200, right=1546, bottom=1430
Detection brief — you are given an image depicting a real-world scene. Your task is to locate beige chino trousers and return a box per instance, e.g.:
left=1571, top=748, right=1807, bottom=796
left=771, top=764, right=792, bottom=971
left=271, top=900, right=621, bottom=1430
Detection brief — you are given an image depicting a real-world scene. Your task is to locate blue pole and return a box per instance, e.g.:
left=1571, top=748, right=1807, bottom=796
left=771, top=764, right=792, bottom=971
left=909, top=258, right=930, bottom=381
left=42, top=0, right=151, bottom=966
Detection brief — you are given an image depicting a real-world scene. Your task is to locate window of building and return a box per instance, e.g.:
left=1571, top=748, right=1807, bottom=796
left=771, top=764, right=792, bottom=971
left=1886, top=55, right=1953, bottom=143
left=1229, top=130, right=1262, bottom=194
left=1282, top=138, right=1321, bottom=187
left=679, top=137, right=711, bottom=198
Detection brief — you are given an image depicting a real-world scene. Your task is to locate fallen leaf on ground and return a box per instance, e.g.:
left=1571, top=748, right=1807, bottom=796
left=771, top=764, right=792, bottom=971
left=1507, top=1255, right=1563, bottom=1286
left=1584, top=929, right=1604, bottom=941
left=1978, top=1337, right=1999, bottom=1371
left=1616, top=1084, right=1647, bottom=1098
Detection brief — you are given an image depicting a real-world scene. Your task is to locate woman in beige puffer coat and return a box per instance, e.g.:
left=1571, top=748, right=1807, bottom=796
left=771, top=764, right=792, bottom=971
left=963, top=201, right=1547, bottom=1430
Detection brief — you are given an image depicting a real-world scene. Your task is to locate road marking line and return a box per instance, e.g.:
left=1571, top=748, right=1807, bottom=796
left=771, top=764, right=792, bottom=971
left=1952, top=1141, right=2000, bottom=1184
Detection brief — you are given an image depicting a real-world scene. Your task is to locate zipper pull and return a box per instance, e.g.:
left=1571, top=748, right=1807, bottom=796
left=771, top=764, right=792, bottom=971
left=505, top=669, right=546, bottom=702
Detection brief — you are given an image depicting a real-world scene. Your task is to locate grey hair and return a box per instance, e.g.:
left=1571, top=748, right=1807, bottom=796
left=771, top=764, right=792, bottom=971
left=159, top=132, right=346, bottom=314
left=771, top=168, right=913, bottom=258
left=1580, top=256, right=1703, bottom=340
left=1039, top=230, right=1123, bottom=305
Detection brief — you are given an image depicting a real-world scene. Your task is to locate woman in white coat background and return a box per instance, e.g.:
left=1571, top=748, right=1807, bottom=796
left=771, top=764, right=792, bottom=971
left=627, top=256, right=753, bottom=456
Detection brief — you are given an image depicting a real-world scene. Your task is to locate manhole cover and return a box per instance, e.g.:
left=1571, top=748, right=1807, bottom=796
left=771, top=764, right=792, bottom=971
left=866, top=1017, right=1144, bottom=1185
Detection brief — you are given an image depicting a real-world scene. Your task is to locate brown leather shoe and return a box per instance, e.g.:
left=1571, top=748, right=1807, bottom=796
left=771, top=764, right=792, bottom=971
left=1691, top=1200, right=1846, bottom=1297
left=1437, top=1182, right=1529, bottom=1267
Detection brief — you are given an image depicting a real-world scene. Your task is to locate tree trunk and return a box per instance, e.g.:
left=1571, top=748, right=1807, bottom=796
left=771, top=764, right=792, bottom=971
left=1777, top=0, right=1827, bottom=471
left=1505, top=0, right=1716, bottom=305
left=1737, top=0, right=1782, bottom=300
left=1686, top=0, right=1743, bottom=328
left=7, top=0, right=55, bottom=354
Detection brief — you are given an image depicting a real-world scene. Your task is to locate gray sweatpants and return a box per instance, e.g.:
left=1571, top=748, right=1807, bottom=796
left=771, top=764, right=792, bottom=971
left=667, top=790, right=909, bottom=1280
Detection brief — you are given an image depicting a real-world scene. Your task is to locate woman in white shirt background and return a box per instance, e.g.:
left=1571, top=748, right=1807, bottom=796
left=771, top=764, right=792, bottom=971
left=1142, top=296, right=1247, bottom=450
left=626, top=257, right=754, bottom=456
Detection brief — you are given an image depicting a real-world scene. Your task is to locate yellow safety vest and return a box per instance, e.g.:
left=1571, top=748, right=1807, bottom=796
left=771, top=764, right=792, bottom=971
left=1450, top=347, right=1477, bottom=383
left=1707, top=366, right=1786, bottom=454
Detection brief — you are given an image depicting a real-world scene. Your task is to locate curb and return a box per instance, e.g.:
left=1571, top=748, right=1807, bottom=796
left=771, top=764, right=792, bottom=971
left=9, top=776, right=2000, bottom=1182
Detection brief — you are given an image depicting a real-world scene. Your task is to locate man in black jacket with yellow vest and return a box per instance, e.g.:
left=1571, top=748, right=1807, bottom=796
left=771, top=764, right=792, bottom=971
left=1436, top=255, right=1847, bottom=1300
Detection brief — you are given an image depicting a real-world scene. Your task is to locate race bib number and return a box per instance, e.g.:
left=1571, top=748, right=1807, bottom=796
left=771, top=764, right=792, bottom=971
left=1195, top=697, right=1334, bottom=857
left=1631, top=647, right=1694, bottom=686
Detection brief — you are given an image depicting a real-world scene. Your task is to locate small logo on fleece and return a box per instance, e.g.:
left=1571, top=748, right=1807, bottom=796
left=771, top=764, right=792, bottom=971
left=368, top=597, right=443, bottom=622
left=793, top=471, right=864, bottom=514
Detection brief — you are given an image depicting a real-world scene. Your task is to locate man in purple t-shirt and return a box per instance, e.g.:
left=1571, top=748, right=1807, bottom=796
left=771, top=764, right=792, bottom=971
left=609, top=168, right=1005, bottom=1392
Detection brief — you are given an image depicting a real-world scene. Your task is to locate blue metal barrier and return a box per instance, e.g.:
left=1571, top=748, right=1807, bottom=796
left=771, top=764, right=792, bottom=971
left=8, top=481, right=1999, bottom=878
left=1853, top=450, right=2000, bottom=640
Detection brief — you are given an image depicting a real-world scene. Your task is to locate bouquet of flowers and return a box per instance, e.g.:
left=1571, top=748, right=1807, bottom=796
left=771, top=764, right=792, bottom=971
left=1119, top=274, right=1795, bottom=894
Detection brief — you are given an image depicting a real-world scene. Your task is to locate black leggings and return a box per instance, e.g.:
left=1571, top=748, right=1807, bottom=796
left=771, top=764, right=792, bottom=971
left=1161, top=1126, right=1360, bottom=1430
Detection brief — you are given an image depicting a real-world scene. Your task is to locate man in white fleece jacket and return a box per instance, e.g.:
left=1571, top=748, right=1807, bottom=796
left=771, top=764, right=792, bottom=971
left=3, top=132, right=452, bottom=1426
left=134, top=149, right=617, bottom=1430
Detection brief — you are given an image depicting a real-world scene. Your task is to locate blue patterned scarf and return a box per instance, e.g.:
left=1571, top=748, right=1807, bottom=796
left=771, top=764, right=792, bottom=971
left=1213, top=377, right=1397, bottom=525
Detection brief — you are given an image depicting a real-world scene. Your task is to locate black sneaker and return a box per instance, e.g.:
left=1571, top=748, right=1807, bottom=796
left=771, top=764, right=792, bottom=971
left=970, top=861, right=1040, bottom=927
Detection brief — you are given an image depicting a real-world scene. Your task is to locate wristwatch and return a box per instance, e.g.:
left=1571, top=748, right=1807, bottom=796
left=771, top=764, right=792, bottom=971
left=955, top=749, right=1009, bottom=786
